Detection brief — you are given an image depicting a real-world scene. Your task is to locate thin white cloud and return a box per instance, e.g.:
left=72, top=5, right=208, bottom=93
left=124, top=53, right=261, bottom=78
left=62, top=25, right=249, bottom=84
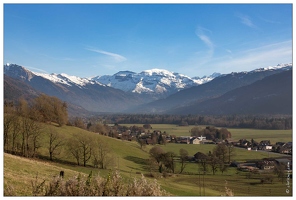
left=195, top=26, right=214, bottom=53
left=259, top=16, right=280, bottom=24
left=243, top=41, right=290, bottom=54
left=211, top=40, right=292, bottom=73
left=225, top=49, right=232, bottom=54
left=182, top=40, right=291, bottom=77
left=85, top=48, right=127, bottom=62
left=237, top=13, right=256, bottom=28
left=198, top=34, right=214, bottom=50
left=192, top=26, right=215, bottom=66
left=25, top=66, right=49, bottom=73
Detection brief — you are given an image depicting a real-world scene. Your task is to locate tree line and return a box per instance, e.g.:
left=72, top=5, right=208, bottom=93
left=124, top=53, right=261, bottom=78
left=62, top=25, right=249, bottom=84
left=4, top=94, right=68, bottom=126
left=194, top=143, right=235, bottom=175
left=99, top=114, right=292, bottom=130
left=190, top=126, right=232, bottom=140
left=4, top=95, right=114, bottom=169
left=4, top=95, right=67, bottom=158
left=148, top=143, right=236, bottom=176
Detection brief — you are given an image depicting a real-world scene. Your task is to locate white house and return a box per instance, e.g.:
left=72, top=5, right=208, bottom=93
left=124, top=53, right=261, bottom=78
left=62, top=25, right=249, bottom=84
left=190, top=138, right=201, bottom=144
left=190, top=135, right=207, bottom=144
left=264, top=145, right=273, bottom=150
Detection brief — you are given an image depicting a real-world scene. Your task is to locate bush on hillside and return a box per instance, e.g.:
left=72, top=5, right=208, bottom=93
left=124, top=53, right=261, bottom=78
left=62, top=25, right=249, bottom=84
left=27, top=170, right=170, bottom=196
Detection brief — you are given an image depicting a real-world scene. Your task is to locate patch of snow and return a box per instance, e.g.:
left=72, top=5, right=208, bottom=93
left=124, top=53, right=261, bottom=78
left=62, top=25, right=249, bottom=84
left=141, top=68, right=174, bottom=77
left=33, top=72, right=72, bottom=86
left=132, top=80, right=153, bottom=93
left=32, top=72, right=104, bottom=87
left=251, top=63, right=292, bottom=73
left=155, top=84, right=167, bottom=93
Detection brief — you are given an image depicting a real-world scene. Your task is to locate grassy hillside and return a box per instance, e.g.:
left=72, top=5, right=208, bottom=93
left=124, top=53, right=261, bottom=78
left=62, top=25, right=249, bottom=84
left=32, top=123, right=151, bottom=173
left=4, top=152, right=292, bottom=196
left=4, top=153, right=84, bottom=196
left=3, top=123, right=292, bottom=196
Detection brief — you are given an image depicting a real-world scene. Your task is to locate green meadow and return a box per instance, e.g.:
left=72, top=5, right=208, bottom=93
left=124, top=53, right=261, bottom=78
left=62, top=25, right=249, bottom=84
left=3, top=123, right=292, bottom=196
left=122, top=123, right=292, bottom=144
left=228, top=128, right=292, bottom=144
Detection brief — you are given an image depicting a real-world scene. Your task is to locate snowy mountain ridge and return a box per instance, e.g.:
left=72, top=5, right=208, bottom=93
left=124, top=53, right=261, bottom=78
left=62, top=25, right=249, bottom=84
left=33, top=72, right=105, bottom=88
left=4, top=63, right=292, bottom=96
left=93, top=68, right=220, bottom=95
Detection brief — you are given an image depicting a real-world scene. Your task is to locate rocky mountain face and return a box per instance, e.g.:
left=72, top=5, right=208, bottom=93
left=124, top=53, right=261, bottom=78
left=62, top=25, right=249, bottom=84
left=4, top=74, right=40, bottom=102
left=3, top=74, right=92, bottom=117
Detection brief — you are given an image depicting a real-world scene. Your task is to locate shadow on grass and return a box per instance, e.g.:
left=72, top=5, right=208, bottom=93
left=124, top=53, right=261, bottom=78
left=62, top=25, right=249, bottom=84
left=124, top=156, right=147, bottom=165
left=250, top=182, right=273, bottom=185
left=124, top=156, right=150, bottom=171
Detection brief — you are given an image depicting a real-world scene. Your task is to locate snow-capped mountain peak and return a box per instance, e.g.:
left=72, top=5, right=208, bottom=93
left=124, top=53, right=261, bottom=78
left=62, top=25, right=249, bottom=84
left=93, top=68, right=216, bottom=95
left=141, top=68, right=174, bottom=76
left=251, top=63, right=292, bottom=73
left=3, top=63, right=104, bottom=88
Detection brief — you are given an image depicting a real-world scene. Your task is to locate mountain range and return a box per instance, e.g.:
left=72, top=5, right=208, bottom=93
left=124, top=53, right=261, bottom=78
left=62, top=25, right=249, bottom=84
left=93, top=69, right=220, bottom=98
left=168, top=69, right=292, bottom=115
left=3, top=63, right=292, bottom=116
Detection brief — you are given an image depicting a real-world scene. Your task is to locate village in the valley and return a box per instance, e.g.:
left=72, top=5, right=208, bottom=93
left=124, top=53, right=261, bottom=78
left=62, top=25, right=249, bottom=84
left=105, top=123, right=292, bottom=176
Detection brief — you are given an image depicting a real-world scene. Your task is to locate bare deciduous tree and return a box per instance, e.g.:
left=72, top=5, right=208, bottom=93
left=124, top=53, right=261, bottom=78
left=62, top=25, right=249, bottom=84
left=47, top=128, right=64, bottom=161
left=149, top=146, right=165, bottom=173
left=227, top=144, right=236, bottom=163
left=163, top=151, right=176, bottom=173
left=213, top=143, right=228, bottom=163
left=92, top=139, right=113, bottom=169
left=208, top=154, right=222, bottom=175
left=4, top=113, right=15, bottom=151
left=20, top=117, right=42, bottom=157
left=33, top=94, right=68, bottom=126
left=68, top=136, right=82, bottom=165
left=10, top=115, right=21, bottom=154
left=179, top=148, right=188, bottom=174
left=136, top=137, right=146, bottom=150
left=78, top=135, right=93, bottom=167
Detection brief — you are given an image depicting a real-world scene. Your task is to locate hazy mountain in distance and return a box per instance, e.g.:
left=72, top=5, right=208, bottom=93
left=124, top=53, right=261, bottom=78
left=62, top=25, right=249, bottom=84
left=4, top=64, right=151, bottom=113
left=168, top=69, right=292, bottom=115
left=127, top=63, right=292, bottom=114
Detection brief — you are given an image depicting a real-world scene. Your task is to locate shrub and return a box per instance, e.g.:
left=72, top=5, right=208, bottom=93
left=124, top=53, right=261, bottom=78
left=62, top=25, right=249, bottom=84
left=28, top=170, right=169, bottom=196
left=222, top=180, right=234, bottom=196
left=127, top=174, right=169, bottom=196
left=4, top=185, right=17, bottom=196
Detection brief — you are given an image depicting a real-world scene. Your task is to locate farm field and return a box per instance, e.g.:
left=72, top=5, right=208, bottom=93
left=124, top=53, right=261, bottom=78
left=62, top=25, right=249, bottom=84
left=121, top=123, right=293, bottom=144
left=3, top=123, right=293, bottom=196
left=228, top=128, right=292, bottom=144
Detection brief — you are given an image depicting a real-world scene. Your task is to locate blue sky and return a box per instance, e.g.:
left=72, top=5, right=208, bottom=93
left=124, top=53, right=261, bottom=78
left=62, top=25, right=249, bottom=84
left=3, top=3, right=292, bottom=78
